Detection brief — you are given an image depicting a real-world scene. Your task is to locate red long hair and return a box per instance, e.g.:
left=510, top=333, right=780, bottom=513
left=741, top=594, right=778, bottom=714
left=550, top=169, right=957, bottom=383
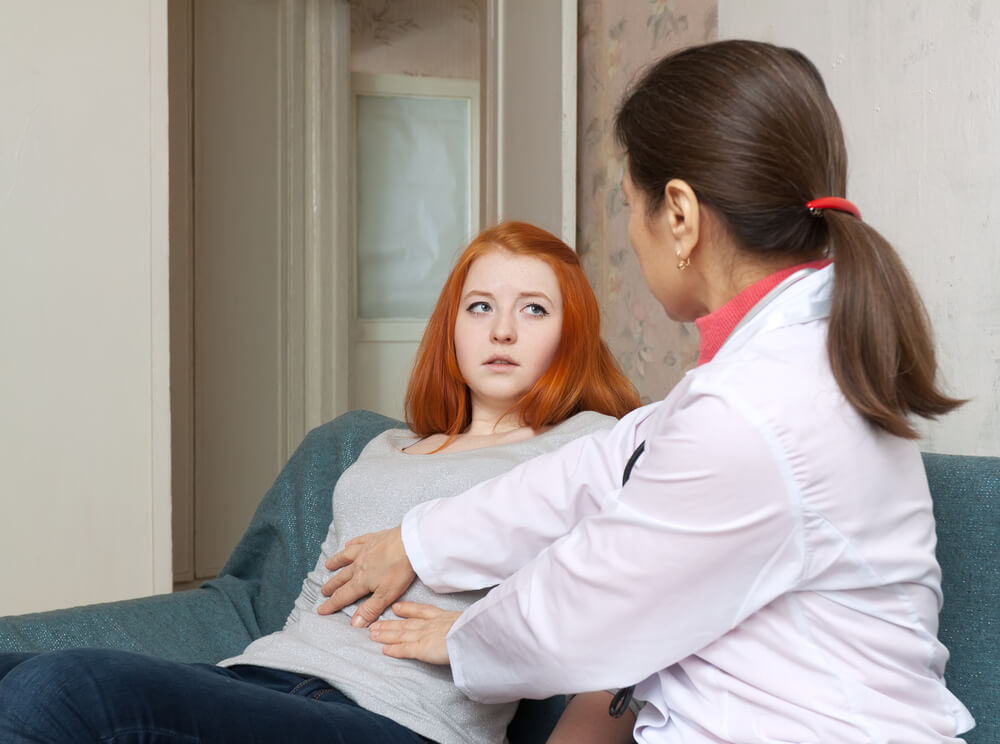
left=405, top=221, right=639, bottom=437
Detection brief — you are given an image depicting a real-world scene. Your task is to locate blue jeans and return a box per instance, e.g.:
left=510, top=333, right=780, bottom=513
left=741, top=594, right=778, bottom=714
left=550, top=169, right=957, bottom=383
left=0, top=648, right=434, bottom=743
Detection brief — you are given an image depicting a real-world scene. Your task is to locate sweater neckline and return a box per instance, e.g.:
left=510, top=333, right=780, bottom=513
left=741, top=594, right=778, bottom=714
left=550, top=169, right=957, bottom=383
left=388, top=410, right=604, bottom=457
left=694, top=259, right=832, bottom=365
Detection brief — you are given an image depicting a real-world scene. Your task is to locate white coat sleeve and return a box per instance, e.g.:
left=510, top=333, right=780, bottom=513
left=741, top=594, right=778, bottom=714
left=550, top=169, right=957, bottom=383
left=401, top=406, right=651, bottom=593
left=444, top=388, right=807, bottom=702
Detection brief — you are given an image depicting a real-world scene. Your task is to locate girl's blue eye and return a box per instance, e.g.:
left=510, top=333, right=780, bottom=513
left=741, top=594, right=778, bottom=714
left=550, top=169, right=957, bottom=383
left=524, top=303, right=549, bottom=316
left=467, top=301, right=491, bottom=313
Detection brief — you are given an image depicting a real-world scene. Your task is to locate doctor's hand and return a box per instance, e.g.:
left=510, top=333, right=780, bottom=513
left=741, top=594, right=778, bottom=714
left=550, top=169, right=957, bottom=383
left=369, top=601, right=459, bottom=665
left=317, top=525, right=416, bottom=627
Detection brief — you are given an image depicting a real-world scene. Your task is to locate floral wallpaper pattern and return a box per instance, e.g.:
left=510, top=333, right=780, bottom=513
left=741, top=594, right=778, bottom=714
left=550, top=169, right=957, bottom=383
left=578, top=0, right=717, bottom=403
left=348, top=0, right=480, bottom=79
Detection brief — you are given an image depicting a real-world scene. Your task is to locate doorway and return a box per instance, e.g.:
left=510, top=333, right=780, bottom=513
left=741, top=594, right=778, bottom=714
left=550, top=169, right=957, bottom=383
left=168, top=0, right=576, bottom=586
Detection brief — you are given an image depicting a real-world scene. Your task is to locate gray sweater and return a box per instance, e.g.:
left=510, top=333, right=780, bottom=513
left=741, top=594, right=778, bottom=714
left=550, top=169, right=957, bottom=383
left=220, top=411, right=615, bottom=744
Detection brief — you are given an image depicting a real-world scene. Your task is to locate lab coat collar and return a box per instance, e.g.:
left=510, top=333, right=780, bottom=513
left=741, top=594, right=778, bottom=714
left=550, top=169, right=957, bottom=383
left=710, top=263, right=835, bottom=364
left=695, top=260, right=832, bottom=365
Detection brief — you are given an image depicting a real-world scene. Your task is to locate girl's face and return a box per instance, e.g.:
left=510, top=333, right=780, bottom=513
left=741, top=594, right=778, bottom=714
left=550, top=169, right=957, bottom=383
left=454, top=249, right=563, bottom=421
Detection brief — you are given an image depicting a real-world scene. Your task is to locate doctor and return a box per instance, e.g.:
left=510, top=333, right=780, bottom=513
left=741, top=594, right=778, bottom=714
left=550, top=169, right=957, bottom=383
left=320, top=40, right=974, bottom=743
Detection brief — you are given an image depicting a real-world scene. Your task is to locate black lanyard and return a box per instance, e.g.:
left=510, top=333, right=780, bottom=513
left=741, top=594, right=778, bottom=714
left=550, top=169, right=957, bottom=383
left=608, top=440, right=646, bottom=718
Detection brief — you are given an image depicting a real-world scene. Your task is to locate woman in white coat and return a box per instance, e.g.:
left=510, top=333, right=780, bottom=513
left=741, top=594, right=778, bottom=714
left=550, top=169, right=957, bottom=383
left=321, top=40, right=975, bottom=743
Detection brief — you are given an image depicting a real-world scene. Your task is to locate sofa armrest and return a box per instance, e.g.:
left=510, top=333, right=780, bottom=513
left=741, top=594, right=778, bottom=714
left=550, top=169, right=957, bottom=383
left=0, top=410, right=404, bottom=667
left=0, top=578, right=255, bottom=664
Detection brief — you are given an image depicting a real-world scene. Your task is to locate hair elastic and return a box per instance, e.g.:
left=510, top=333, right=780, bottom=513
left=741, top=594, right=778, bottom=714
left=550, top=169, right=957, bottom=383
left=806, top=197, right=861, bottom=220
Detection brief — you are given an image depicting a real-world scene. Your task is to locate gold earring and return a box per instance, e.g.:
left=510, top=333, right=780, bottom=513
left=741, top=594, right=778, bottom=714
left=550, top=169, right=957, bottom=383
left=676, top=254, right=691, bottom=271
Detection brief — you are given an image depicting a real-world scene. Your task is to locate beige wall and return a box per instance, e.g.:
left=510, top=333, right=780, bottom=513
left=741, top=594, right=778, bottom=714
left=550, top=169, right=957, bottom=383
left=719, top=0, right=1000, bottom=456
left=577, top=0, right=717, bottom=404
left=0, top=1, right=171, bottom=613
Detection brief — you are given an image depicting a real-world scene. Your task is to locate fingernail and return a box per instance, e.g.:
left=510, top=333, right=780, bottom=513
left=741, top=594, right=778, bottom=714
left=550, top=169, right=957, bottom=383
left=351, top=615, right=364, bottom=627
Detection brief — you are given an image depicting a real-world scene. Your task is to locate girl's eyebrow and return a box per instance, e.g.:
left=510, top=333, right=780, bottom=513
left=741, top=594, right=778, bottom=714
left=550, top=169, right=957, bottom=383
left=462, top=290, right=554, bottom=304
left=461, top=290, right=495, bottom=303
left=518, top=291, right=554, bottom=304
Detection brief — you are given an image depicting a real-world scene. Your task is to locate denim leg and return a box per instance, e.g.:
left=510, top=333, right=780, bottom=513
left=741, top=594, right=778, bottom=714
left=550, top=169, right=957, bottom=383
left=0, top=648, right=431, bottom=743
left=0, top=653, right=38, bottom=682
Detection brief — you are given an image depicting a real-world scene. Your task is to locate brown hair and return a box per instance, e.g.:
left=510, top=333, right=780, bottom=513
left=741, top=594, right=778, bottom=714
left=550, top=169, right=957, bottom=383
left=614, top=40, right=963, bottom=438
left=405, top=221, right=639, bottom=439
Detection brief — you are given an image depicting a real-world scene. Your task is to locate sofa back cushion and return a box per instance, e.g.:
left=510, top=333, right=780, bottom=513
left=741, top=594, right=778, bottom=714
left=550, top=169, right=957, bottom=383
left=923, top=452, right=1000, bottom=744
left=214, top=410, right=401, bottom=637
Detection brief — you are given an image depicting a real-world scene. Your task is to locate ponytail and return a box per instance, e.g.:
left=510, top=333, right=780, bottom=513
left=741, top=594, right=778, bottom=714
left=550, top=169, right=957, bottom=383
left=614, top=40, right=965, bottom=440
left=826, top=214, right=964, bottom=438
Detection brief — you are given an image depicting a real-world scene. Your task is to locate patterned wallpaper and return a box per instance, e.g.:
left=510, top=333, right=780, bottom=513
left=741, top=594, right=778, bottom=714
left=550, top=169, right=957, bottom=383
left=348, top=0, right=480, bottom=79
left=577, top=0, right=717, bottom=403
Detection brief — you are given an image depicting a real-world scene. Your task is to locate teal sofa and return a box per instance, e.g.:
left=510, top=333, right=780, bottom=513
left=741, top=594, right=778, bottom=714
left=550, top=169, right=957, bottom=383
left=1, top=410, right=996, bottom=742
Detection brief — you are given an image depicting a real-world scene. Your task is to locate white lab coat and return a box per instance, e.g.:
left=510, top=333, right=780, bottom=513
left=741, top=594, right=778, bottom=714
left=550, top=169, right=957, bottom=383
left=401, top=266, right=974, bottom=743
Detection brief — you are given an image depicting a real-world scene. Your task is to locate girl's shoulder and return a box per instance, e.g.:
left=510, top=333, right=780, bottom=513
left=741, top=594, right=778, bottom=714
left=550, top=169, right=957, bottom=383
left=558, top=409, right=619, bottom=435
left=357, top=410, right=620, bottom=460
left=536, top=410, right=618, bottom=449
left=352, top=427, right=419, bottom=459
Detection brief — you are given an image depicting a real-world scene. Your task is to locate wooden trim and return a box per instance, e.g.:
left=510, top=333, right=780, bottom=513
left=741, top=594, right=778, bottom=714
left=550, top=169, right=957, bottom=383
left=560, top=0, right=577, bottom=246
left=488, top=0, right=577, bottom=245
left=278, top=0, right=302, bottom=465
left=278, top=0, right=351, bottom=462
left=150, top=0, right=173, bottom=594
left=167, top=0, right=194, bottom=585
left=481, top=0, right=498, bottom=230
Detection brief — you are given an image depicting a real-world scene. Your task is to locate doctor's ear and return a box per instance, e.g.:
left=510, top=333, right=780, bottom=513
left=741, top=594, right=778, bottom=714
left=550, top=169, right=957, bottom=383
left=662, top=179, right=701, bottom=255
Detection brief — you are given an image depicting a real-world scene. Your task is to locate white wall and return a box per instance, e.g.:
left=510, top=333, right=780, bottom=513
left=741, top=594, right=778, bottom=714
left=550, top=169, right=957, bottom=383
left=720, top=1, right=1000, bottom=456
left=0, top=1, right=171, bottom=613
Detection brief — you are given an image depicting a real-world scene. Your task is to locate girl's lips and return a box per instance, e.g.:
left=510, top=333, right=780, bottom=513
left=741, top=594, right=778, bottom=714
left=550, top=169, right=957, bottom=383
left=485, top=356, right=518, bottom=366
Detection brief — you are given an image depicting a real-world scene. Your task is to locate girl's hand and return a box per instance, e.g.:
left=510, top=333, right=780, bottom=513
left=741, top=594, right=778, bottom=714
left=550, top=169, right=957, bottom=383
left=368, top=601, right=460, bottom=665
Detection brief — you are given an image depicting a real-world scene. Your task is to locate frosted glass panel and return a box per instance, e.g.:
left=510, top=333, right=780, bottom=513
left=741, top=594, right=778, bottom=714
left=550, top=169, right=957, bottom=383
left=356, top=94, right=471, bottom=319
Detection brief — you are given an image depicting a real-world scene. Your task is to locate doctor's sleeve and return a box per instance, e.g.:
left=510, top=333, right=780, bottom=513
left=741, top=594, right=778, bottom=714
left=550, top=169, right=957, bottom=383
left=401, top=411, right=645, bottom=593
left=444, top=391, right=807, bottom=702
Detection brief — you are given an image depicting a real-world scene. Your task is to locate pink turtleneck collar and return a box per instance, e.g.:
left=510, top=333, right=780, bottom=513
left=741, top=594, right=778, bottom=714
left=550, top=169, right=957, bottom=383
left=694, top=259, right=832, bottom=366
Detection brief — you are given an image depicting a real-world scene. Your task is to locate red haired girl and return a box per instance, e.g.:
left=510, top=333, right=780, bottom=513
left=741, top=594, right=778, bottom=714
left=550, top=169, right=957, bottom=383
left=406, top=220, right=638, bottom=446
left=0, top=221, right=639, bottom=744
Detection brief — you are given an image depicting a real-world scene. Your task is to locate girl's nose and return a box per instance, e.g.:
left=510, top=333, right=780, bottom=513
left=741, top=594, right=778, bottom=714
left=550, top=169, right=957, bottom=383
left=491, top=315, right=516, bottom=344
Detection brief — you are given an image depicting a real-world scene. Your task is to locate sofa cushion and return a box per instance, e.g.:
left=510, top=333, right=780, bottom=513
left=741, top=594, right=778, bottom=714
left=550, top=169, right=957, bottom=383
left=923, top=452, right=1000, bottom=744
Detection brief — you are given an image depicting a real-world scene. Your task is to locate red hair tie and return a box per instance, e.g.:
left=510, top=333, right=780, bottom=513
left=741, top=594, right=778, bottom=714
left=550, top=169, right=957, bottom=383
left=806, top=197, right=861, bottom=220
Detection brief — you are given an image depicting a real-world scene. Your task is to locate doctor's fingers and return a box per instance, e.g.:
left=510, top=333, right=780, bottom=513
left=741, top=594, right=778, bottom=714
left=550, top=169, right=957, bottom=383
left=316, top=569, right=370, bottom=616
left=319, top=562, right=354, bottom=597
left=370, top=618, right=451, bottom=665
left=325, top=538, right=366, bottom=572
left=350, top=579, right=414, bottom=628
left=370, top=617, right=419, bottom=639
left=390, top=601, right=449, bottom=619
